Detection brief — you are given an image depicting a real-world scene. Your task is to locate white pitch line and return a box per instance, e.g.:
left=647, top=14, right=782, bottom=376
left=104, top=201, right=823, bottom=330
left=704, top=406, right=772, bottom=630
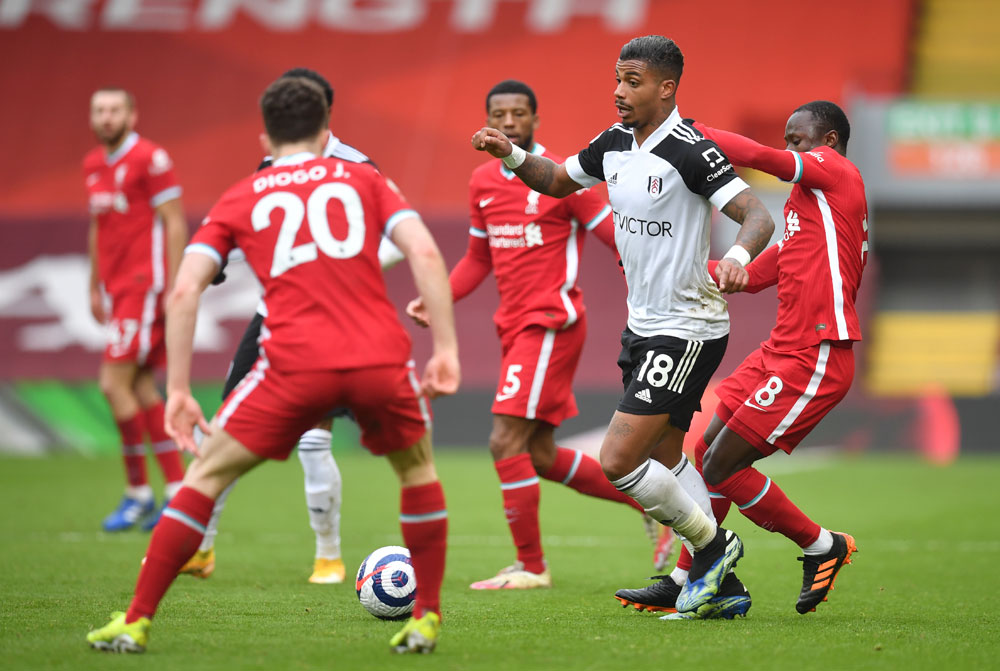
left=45, top=531, right=1000, bottom=552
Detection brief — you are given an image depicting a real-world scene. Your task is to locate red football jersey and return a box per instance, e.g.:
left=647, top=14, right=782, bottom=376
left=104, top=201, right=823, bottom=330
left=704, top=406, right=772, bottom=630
left=766, top=146, right=869, bottom=349
left=189, top=153, right=415, bottom=372
left=83, top=133, right=182, bottom=295
left=698, top=125, right=869, bottom=350
left=457, top=144, right=613, bottom=335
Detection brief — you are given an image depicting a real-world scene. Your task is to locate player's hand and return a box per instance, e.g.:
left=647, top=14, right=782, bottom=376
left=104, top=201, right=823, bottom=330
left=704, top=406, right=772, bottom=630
left=421, top=351, right=460, bottom=399
left=90, top=287, right=106, bottom=324
left=405, top=297, right=430, bottom=328
left=471, top=127, right=514, bottom=159
left=164, top=390, right=211, bottom=456
left=715, top=257, right=749, bottom=293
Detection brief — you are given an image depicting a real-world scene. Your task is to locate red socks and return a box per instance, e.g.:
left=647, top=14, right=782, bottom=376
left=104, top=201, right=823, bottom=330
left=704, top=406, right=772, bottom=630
left=495, top=454, right=545, bottom=574
left=693, top=436, right=733, bottom=526
left=400, top=482, right=448, bottom=619
left=126, top=487, right=214, bottom=622
left=117, top=414, right=148, bottom=487
left=543, top=447, right=643, bottom=512
left=713, top=466, right=821, bottom=548
left=144, top=402, right=185, bottom=485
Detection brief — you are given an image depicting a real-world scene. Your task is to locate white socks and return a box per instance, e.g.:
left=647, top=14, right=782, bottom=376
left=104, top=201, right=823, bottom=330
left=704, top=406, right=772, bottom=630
left=803, top=528, right=834, bottom=555
left=194, top=428, right=343, bottom=558
left=611, top=459, right=717, bottom=550
left=669, top=454, right=716, bottom=561
left=199, top=479, right=235, bottom=552
left=298, top=429, right=342, bottom=560
left=671, top=455, right=713, bottom=518
left=125, top=484, right=153, bottom=502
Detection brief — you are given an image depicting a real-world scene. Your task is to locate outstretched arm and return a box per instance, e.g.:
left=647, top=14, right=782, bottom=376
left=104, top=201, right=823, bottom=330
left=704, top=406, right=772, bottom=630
left=471, top=127, right=583, bottom=198
left=716, top=189, right=775, bottom=293
left=696, top=122, right=837, bottom=190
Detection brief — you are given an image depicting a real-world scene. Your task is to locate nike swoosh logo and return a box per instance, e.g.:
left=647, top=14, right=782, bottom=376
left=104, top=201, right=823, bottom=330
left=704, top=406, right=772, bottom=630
left=743, top=400, right=766, bottom=411
left=479, top=197, right=496, bottom=208
left=355, top=561, right=391, bottom=590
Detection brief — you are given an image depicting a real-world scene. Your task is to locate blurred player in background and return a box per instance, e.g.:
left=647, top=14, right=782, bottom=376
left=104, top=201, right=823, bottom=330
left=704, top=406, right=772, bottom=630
left=469, top=35, right=776, bottom=616
left=87, top=76, right=457, bottom=654
left=409, top=79, right=668, bottom=589
left=682, top=101, right=864, bottom=614
left=180, top=67, right=405, bottom=586
left=84, top=88, right=188, bottom=532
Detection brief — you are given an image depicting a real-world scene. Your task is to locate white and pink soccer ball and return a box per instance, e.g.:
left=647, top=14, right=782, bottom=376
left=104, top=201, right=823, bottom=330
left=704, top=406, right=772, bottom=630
left=355, top=545, right=416, bottom=620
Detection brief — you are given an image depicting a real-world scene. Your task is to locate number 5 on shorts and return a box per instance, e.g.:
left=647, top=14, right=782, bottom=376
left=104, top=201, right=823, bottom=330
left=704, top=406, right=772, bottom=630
left=496, top=364, right=523, bottom=402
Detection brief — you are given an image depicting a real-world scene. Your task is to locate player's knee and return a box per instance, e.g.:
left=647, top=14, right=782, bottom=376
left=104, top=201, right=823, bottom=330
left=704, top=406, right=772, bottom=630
left=488, top=426, right=523, bottom=461
left=97, top=369, right=122, bottom=400
left=598, top=446, right=634, bottom=483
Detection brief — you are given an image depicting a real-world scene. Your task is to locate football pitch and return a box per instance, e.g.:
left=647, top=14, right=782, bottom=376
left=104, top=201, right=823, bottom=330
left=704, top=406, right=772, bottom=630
left=2, top=448, right=998, bottom=670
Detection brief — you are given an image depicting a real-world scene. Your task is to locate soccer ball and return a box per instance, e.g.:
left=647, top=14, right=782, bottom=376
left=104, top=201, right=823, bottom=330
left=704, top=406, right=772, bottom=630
left=355, top=545, right=416, bottom=620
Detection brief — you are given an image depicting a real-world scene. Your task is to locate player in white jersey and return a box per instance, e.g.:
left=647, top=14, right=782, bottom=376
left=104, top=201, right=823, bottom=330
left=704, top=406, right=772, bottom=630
left=470, top=35, right=774, bottom=616
left=179, top=68, right=404, bottom=586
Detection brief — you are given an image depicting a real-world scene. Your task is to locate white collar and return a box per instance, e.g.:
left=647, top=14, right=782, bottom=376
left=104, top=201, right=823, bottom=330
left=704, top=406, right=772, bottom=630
left=323, top=131, right=340, bottom=156
left=633, top=106, right=682, bottom=151
left=105, top=132, right=139, bottom=165
left=272, top=151, right=317, bottom=167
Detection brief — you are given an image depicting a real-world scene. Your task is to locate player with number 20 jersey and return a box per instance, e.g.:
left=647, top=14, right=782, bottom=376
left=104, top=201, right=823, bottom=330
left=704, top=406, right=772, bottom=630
left=189, top=156, right=426, bottom=457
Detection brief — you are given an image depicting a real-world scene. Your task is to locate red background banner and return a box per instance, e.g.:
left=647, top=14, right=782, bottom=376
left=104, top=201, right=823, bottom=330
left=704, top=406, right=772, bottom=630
left=0, top=0, right=909, bottom=383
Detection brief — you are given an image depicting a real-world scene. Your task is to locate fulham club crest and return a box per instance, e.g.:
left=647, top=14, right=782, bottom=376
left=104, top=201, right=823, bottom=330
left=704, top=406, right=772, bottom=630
left=647, top=176, right=662, bottom=198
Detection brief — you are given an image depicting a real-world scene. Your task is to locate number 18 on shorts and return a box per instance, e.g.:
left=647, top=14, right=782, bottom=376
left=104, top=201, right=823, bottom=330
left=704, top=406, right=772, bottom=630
left=616, top=329, right=728, bottom=431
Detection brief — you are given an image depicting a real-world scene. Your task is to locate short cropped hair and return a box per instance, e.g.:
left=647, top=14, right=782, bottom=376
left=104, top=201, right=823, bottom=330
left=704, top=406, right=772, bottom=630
left=281, top=67, right=334, bottom=107
left=93, top=87, right=135, bottom=110
left=260, top=77, right=329, bottom=145
left=795, top=100, right=851, bottom=150
left=486, top=79, right=537, bottom=114
left=619, top=35, right=684, bottom=83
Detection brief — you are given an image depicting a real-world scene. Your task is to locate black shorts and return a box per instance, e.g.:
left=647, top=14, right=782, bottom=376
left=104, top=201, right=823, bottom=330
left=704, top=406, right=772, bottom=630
left=222, top=312, right=352, bottom=421
left=616, top=328, right=728, bottom=431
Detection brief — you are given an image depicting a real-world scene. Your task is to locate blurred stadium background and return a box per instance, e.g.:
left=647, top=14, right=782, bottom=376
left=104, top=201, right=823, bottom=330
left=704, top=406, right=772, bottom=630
left=1, top=0, right=997, bottom=459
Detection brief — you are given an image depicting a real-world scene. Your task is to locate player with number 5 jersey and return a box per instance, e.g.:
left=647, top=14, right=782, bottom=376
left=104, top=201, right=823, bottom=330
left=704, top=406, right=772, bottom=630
left=408, top=81, right=658, bottom=591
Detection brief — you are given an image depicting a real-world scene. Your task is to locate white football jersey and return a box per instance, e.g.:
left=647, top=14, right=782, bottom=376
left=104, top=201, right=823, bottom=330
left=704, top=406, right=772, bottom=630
left=566, top=107, right=748, bottom=340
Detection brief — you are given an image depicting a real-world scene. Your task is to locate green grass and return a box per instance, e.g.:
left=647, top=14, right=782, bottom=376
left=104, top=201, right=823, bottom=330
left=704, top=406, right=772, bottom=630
left=1, top=449, right=999, bottom=670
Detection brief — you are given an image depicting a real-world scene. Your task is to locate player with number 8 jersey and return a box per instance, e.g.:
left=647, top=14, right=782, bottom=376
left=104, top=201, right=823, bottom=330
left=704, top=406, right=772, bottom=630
left=672, top=101, right=868, bottom=616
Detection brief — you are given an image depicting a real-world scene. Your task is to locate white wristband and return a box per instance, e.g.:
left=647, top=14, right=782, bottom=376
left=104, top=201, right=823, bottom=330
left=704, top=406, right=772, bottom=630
left=723, top=244, right=752, bottom=268
left=501, top=143, right=527, bottom=170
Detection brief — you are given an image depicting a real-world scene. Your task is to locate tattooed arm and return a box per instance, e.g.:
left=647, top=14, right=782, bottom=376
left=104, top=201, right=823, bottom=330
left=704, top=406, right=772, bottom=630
left=716, top=188, right=775, bottom=293
left=471, top=127, right=583, bottom=198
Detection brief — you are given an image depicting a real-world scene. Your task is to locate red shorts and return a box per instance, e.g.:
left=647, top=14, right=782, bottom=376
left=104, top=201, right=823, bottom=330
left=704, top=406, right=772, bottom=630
left=217, top=359, right=431, bottom=460
left=104, top=290, right=165, bottom=368
left=715, top=341, right=854, bottom=456
left=492, top=318, right=585, bottom=427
